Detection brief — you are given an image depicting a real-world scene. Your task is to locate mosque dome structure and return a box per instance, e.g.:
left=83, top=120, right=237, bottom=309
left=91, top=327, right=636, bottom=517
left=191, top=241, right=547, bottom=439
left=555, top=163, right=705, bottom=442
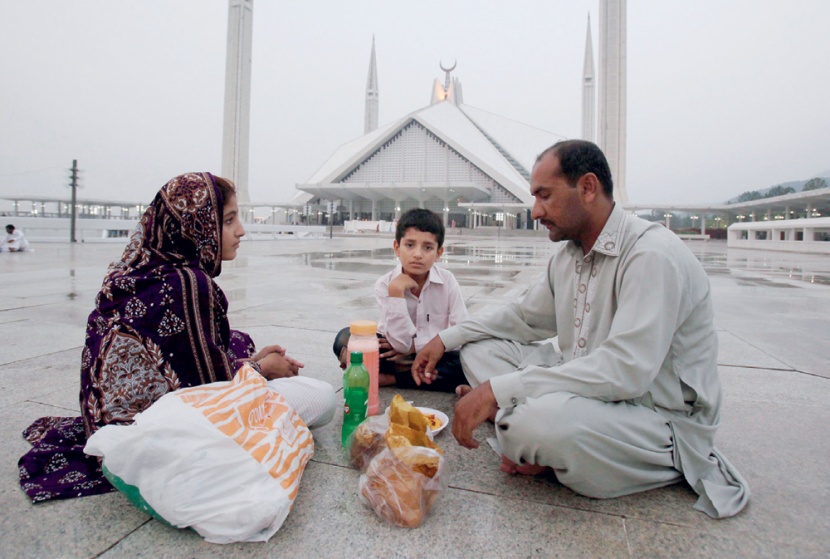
left=292, top=55, right=564, bottom=230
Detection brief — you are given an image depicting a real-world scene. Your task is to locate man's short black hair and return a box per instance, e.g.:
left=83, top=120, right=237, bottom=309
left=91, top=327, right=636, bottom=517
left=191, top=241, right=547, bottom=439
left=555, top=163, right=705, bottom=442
left=5, top=224, right=14, bottom=232
left=395, top=208, right=445, bottom=248
left=536, top=140, right=614, bottom=198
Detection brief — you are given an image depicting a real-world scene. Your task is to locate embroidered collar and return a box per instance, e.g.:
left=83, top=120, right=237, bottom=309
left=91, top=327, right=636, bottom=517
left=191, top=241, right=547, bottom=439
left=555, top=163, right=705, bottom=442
left=592, top=204, right=625, bottom=257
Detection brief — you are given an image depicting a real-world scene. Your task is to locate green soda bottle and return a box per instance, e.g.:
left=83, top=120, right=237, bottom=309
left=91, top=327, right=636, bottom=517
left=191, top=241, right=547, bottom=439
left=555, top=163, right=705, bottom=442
left=342, top=351, right=370, bottom=447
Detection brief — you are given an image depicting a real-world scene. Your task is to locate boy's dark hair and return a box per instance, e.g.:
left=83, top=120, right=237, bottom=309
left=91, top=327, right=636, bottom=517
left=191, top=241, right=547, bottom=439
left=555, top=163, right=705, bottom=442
left=332, top=326, right=350, bottom=358
left=395, top=208, right=445, bottom=248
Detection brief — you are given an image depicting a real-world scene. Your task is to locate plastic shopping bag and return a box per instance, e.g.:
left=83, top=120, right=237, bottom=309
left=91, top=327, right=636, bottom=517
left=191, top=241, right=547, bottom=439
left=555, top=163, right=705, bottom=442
left=358, top=446, right=447, bottom=528
left=347, top=414, right=389, bottom=471
left=84, top=364, right=314, bottom=544
left=354, top=395, right=447, bottom=528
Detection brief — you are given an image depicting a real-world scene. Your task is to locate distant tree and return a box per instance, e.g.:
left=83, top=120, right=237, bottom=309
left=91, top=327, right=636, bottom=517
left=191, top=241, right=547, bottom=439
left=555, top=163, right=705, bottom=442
left=638, top=210, right=662, bottom=222
left=802, top=177, right=828, bottom=191
left=764, top=185, right=796, bottom=198
left=735, top=190, right=763, bottom=203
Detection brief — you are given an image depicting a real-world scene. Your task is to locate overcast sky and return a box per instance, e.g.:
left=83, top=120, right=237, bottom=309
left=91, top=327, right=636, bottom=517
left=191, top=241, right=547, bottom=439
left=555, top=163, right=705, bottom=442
left=1, top=1, right=828, bottom=206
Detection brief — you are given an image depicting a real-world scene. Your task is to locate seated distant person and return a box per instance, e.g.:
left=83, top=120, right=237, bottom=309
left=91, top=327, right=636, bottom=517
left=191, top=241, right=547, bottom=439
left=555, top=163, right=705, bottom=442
left=3, top=224, right=30, bottom=252
left=334, top=208, right=468, bottom=392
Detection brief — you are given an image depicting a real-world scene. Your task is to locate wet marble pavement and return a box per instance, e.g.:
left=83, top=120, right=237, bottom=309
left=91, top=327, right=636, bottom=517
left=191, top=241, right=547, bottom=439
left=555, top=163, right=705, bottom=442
left=1, top=234, right=828, bottom=558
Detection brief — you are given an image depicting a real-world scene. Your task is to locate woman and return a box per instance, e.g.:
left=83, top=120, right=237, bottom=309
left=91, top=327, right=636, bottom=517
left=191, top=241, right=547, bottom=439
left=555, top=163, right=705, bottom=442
left=19, top=173, right=336, bottom=503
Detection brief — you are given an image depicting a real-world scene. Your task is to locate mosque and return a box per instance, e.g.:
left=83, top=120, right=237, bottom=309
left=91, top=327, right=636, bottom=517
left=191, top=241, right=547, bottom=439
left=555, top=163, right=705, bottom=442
left=289, top=51, right=558, bottom=231
left=284, top=2, right=629, bottom=231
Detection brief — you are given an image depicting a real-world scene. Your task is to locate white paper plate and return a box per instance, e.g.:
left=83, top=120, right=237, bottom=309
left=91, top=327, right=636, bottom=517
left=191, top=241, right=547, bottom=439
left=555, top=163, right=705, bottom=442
left=415, top=407, right=449, bottom=435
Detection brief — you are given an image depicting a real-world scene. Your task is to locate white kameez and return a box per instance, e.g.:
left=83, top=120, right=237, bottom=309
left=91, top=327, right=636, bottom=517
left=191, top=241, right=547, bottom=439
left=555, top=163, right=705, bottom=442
left=3, top=229, right=29, bottom=252
left=440, top=204, right=749, bottom=518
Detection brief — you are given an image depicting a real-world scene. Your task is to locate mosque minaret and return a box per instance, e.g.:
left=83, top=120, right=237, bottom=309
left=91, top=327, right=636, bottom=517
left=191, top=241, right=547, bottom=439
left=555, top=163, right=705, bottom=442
left=581, top=15, right=596, bottom=143
left=364, top=37, right=380, bottom=134
left=221, top=0, right=254, bottom=204
left=598, top=0, right=628, bottom=206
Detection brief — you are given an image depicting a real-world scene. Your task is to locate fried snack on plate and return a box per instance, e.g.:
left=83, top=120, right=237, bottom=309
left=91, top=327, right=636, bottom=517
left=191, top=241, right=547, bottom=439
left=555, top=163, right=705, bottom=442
left=388, top=394, right=428, bottom=432
left=386, top=394, right=442, bottom=453
left=385, top=422, right=442, bottom=456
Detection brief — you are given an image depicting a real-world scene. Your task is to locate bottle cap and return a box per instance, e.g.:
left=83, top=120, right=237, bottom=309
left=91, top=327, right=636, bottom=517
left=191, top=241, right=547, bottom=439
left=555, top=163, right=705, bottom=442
left=349, top=351, right=364, bottom=364
left=349, top=320, right=378, bottom=336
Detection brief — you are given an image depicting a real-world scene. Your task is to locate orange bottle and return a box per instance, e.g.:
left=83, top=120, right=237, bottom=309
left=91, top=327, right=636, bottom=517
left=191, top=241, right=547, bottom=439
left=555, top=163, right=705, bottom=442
left=347, top=320, right=379, bottom=416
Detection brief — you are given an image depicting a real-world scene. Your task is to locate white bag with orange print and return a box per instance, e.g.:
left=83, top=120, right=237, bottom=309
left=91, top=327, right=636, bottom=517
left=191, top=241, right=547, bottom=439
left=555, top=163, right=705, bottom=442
left=84, top=364, right=314, bottom=544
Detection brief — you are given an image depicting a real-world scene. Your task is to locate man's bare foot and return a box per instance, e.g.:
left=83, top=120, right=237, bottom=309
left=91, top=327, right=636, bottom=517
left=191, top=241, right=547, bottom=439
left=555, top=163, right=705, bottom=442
left=378, top=372, right=397, bottom=387
left=499, top=454, right=552, bottom=476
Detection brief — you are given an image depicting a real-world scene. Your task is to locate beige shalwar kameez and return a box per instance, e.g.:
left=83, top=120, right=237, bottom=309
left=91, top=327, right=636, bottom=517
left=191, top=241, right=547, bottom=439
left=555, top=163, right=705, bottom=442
left=440, top=204, right=749, bottom=518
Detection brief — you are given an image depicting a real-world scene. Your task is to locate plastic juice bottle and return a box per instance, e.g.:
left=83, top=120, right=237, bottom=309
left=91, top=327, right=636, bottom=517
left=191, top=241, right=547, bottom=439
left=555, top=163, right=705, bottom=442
left=347, top=320, right=380, bottom=416
left=342, top=351, right=370, bottom=447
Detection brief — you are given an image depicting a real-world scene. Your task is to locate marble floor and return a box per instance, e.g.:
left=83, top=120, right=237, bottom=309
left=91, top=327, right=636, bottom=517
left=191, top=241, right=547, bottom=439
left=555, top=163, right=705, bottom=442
left=1, top=233, right=828, bottom=558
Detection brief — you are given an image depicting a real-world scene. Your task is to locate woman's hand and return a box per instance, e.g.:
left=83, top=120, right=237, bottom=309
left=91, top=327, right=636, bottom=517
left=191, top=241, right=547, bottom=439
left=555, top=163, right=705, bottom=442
left=250, top=344, right=286, bottom=362
left=256, top=347, right=304, bottom=379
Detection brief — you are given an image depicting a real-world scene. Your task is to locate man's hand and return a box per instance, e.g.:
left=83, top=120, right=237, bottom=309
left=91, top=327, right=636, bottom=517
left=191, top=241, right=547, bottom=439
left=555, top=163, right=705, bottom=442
left=411, top=335, right=446, bottom=386
left=452, top=381, right=498, bottom=449
left=388, top=273, right=418, bottom=298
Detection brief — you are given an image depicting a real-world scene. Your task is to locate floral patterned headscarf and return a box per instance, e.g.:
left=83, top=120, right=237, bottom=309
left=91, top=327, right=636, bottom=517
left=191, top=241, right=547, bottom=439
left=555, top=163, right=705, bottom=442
left=98, top=172, right=224, bottom=307
left=80, top=173, right=252, bottom=436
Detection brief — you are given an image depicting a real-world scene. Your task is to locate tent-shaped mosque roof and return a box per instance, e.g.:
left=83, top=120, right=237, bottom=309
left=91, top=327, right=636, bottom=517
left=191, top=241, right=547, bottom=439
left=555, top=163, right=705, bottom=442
left=292, top=97, right=565, bottom=208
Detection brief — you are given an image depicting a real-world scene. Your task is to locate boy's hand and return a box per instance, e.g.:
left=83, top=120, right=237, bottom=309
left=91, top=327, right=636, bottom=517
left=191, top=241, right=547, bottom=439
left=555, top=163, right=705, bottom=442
left=378, top=335, right=402, bottom=360
left=411, top=335, right=446, bottom=386
left=388, top=273, right=418, bottom=298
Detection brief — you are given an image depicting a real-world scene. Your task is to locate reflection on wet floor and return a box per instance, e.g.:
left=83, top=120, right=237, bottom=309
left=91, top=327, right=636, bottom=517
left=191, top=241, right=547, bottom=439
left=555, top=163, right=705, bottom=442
left=689, top=244, right=830, bottom=287
left=291, top=242, right=553, bottom=279
left=281, top=239, right=830, bottom=287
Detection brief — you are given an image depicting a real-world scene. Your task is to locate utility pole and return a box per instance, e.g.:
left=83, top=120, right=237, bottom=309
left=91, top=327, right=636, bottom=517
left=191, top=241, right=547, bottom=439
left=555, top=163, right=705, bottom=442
left=69, top=159, right=78, bottom=243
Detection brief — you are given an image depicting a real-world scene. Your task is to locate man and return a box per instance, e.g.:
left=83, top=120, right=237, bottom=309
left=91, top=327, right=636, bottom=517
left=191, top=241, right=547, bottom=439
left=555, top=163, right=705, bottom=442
left=3, top=224, right=30, bottom=252
left=412, top=140, right=749, bottom=518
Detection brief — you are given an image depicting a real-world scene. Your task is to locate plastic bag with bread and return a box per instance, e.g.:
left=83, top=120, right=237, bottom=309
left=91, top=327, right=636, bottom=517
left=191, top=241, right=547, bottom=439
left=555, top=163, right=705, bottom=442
left=357, top=395, right=447, bottom=528
left=348, top=414, right=389, bottom=472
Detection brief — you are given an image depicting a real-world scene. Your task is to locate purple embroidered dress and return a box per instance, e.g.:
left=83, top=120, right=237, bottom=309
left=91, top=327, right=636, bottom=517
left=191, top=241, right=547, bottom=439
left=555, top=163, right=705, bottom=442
left=19, top=173, right=256, bottom=502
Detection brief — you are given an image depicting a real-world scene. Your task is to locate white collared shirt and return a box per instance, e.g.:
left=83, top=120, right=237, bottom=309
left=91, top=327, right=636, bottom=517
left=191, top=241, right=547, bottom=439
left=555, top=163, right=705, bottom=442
left=375, top=264, right=468, bottom=354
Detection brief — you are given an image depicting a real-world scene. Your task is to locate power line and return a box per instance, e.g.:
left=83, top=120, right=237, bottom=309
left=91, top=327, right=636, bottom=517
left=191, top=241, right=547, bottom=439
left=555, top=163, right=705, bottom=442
left=0, top=166, right=66, bottom=178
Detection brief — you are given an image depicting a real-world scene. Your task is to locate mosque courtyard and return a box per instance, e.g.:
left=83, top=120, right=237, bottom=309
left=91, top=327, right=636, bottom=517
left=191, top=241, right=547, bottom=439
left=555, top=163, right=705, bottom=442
left=1, top=232, right=828, bottom=558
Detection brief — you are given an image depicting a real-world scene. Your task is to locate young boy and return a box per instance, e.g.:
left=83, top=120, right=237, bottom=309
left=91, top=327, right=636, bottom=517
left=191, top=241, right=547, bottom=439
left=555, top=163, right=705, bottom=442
left=333, top=208, right=468, bottom=392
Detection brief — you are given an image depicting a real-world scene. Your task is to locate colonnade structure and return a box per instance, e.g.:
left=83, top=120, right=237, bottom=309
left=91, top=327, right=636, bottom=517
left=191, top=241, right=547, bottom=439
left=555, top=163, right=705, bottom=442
left=627, top=187, right=830, bottom=253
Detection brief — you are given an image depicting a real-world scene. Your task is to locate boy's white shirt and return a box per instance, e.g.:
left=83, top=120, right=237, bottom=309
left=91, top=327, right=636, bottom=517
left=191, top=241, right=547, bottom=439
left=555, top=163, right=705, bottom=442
left=374, top=264, right=468, bottom=354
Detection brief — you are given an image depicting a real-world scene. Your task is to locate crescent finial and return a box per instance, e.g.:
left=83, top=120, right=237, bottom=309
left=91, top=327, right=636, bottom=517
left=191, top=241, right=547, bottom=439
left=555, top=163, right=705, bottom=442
left=439, top=59, right=457, bottom=73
